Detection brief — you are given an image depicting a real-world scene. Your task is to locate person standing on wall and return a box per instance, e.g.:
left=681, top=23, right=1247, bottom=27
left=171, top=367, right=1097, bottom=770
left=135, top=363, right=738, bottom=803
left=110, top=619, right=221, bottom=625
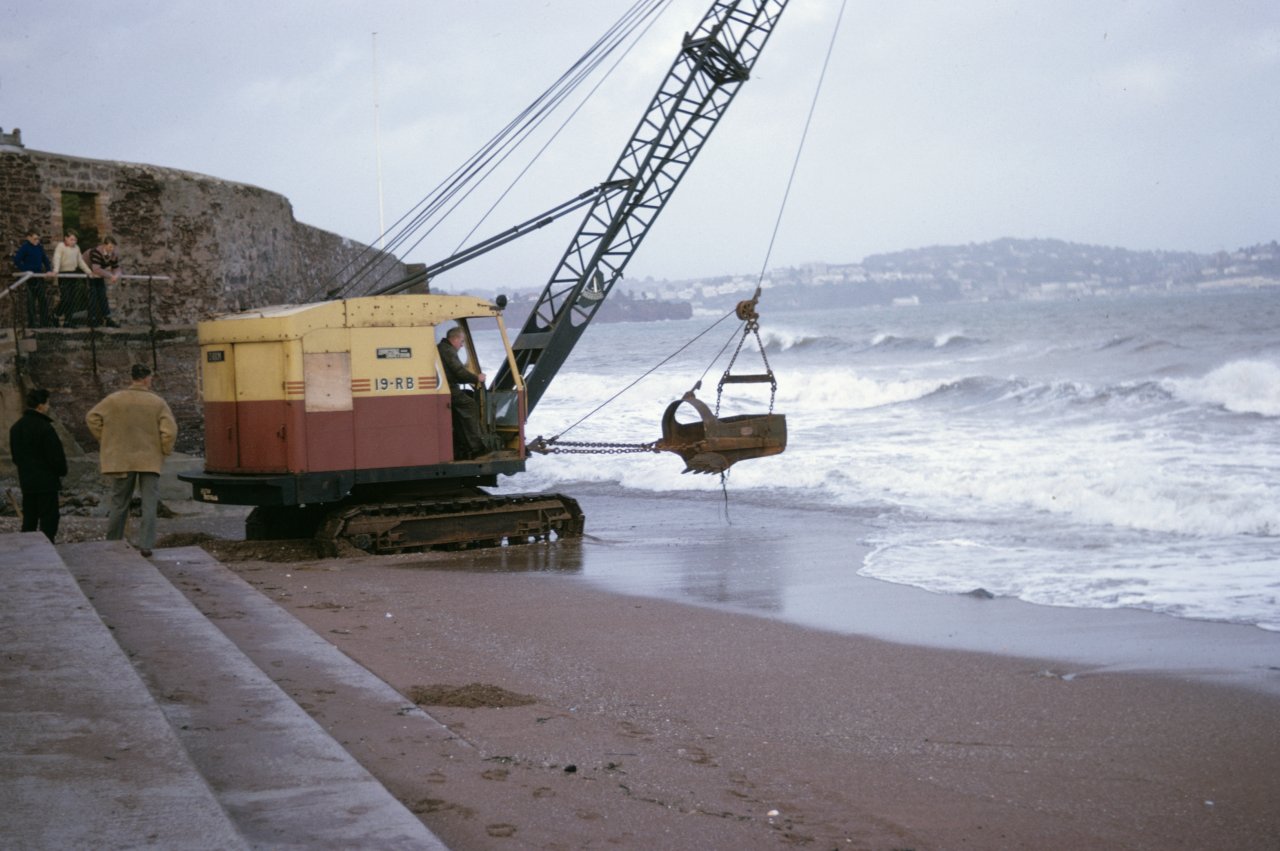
left=85, top=236, right=121, bottom=328
left=12, top=230, right=53, bottom=327
left=8, top=388, right=68, bottom=542
left=86, top=364, right=177, bottom=557
left=51, top=231, right=93, bottom=327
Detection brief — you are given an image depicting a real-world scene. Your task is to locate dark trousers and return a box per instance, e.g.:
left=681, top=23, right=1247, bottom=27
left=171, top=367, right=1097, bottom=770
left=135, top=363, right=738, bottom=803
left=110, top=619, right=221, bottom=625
left=21, top=490, right=60, bottom=543
left=24, top=279, right=53, bottom=327
left=449, top=390, right=487, bottom=458
left=56, top=277, right=87, bottom=325
left=87, top=278, right=112, bottom=325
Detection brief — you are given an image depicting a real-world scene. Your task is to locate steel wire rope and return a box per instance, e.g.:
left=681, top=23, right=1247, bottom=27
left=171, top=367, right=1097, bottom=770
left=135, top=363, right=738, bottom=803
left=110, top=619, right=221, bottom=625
left=318, top=88, right=552, bottom=299
left=748, top=0, right=848, bottom=295
left=325, top=2, right=659, bottom=297
left=380, top=3, right=665, bottom=284
left=706, top=0, right=848, bottom=414
left=695, top=321, right=751, bottom=394
left=318, top=0, right=668, bottom=300
left=446, top=0, right=674, bottom=261
left=352, top=0, right=661, bottom=290
left=327, top=33, right=624, bottom=297
left=319, top=21, right=633, bottom=299
left=712, top=0, right=847, bottom=514
left=543, top=305, right=740, bottom=443
left=543, top=0, right=851, bottom=444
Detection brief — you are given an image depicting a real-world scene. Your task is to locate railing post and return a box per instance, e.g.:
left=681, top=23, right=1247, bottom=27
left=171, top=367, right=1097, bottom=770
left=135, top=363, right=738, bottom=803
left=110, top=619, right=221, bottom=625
left=147, top=274, right=159, bottom=373
left=90, top=327, right=100, bottom=377
left=3, top=272, right=32, bottom=334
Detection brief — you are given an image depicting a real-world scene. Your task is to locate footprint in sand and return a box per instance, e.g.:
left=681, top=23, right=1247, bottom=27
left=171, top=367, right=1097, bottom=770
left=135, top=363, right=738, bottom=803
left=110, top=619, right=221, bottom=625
left=617, top=720, right=654, bottom=740
left=676, top=744, right=717, bottom=766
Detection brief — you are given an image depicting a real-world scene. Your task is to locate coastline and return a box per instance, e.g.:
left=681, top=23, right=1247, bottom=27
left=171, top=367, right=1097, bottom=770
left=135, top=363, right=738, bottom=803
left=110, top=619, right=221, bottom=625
left=512, top=485, right=1280, bottom=695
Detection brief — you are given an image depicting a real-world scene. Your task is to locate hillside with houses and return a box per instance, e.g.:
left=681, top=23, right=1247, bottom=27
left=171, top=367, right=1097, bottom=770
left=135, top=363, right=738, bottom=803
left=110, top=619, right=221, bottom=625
left=626, top=238, right=1280, bottom=312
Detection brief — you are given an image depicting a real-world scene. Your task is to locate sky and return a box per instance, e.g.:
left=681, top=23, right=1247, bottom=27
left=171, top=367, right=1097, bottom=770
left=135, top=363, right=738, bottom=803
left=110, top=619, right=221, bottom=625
left=3, top=0, right=1278, bottom=291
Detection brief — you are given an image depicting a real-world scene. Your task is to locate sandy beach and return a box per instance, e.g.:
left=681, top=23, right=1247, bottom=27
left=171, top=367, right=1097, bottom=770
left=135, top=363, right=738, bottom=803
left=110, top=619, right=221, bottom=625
left=179, top=488, right=1280, bottom=850
left=11, top=464, right=1278, bottom=848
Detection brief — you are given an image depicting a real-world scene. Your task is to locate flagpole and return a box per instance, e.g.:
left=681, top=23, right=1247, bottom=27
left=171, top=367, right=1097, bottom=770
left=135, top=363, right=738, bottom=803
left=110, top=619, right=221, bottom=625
left=372, top=31, right=386, bottom=249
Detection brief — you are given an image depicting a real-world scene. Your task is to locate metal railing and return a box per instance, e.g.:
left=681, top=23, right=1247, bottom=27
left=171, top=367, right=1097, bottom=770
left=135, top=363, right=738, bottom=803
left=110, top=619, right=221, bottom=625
left=6, top=272, right=172, bottom=330
left=5, top=272, right=175, bottom=380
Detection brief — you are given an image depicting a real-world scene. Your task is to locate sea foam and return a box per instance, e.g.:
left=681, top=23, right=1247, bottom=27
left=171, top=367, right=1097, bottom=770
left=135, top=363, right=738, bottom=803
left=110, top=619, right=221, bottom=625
left=1165, top=359, right=1280, bottom=417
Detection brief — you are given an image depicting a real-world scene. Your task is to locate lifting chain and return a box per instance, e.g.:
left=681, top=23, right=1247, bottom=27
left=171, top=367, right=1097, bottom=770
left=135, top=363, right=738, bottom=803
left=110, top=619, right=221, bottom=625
left=528, top=437, right=716, bottom=457
left=715, top=297, right=777, bottom=416
left=528, top=437, right=663, bottom=456
left=529, top=296, right=777, bottom=458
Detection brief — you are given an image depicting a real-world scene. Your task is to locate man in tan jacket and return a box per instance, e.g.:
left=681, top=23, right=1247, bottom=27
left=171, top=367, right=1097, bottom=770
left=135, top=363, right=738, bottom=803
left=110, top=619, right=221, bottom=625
left=86, top=363, right=178, bottom=556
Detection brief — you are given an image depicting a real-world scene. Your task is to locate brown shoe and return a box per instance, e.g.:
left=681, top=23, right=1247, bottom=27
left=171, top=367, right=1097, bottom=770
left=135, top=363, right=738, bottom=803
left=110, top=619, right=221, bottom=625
left=140, top=548, right=153, bottom=557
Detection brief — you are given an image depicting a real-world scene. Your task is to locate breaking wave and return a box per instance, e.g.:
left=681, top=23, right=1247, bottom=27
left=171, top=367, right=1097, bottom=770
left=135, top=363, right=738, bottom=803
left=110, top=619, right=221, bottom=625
left=1164, top=360, right=1280, bottom=417
left=867, top=332, right=983, bottom=351
left=757, top=327, right=843, bottom=353
left=913, top=375, right=1176, bottom=413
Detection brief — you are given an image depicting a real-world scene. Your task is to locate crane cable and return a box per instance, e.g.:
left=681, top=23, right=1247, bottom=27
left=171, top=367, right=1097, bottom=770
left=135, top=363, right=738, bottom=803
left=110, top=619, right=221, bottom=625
left=445, top=2, right=674, bottom=264
left=361, top=0, right=672, bottom=290
left=752, top=0, right=849, bottom=294
left=710, top=0, right=848, bottom=518
left=535, top=0, right=850, bottom=451
left=531, top=305, right=741, bottom=450
left=709, top=0, right=849, bottom=414
left=317, top=0, right=672, bottom=301
left=338, top=0, right=661, bottom=296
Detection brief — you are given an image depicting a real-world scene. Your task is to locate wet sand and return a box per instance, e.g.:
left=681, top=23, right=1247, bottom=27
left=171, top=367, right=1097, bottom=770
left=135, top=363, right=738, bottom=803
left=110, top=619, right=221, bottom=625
left=220, top=489, right=1280, bottom=850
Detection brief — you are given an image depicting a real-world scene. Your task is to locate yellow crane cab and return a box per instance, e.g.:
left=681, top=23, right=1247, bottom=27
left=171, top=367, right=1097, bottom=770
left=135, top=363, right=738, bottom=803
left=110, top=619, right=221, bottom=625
left=191, top=294, right=526, bottom=510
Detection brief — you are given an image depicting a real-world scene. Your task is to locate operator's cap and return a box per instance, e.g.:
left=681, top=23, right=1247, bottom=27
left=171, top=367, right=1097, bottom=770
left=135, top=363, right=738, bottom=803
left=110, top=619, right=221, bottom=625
left=131, top=363, right=152, bottom=380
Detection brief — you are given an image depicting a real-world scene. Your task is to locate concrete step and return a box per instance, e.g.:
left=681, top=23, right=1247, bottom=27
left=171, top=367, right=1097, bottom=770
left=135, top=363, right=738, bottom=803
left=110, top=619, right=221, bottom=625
left=0, top=532, right=247, bottom=850
left=59, top=540, right=447, bottom=850
left=146, top=545, right=469, bottom=768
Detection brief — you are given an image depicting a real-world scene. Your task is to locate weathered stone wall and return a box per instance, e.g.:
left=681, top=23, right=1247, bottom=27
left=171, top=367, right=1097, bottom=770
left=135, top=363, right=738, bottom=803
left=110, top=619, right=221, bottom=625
left=0, top=337, right=98, bottom=492
left=1, top=146, right=407, bottom=325
left=0, top=153, right=52, bottom=247
left=16, top=329, right=203, bottom=456
left=0, top=141, right=410, bottom=481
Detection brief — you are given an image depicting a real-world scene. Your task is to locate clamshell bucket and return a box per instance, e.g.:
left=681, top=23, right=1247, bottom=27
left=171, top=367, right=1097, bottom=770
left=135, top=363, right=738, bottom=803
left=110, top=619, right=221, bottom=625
left=657, top=392, right=787, bottom=474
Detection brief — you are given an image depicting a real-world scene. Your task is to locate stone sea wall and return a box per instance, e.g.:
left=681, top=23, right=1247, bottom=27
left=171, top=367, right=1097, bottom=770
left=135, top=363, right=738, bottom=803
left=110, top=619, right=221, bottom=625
left=0, top=142, right=409, bottom=467
left=1, top=145, right=405, bottom=325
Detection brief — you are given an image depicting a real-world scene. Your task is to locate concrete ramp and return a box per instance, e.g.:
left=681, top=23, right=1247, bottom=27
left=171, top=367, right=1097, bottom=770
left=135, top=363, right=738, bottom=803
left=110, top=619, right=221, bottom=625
left=0, top=533, right=246, bottom=850
left=0, top=533, right=447, bottom=850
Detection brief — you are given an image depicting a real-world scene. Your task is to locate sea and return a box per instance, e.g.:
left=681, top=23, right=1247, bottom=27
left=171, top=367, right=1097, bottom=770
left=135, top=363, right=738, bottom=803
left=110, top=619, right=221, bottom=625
left=493, top=287, right=1280, bottom=634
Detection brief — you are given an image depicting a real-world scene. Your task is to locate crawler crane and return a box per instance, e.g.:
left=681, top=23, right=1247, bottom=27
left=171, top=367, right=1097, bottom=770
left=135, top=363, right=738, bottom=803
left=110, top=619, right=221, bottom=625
left=181, top=0, right=790, bottom=552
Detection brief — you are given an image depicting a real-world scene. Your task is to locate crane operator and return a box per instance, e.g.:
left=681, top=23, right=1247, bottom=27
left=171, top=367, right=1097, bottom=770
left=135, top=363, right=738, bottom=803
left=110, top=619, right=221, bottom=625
left=437, top=326, right=492, bottom=458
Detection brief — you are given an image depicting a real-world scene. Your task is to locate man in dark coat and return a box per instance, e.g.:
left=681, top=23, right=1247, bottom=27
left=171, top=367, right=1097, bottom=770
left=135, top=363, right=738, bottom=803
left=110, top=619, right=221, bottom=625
left=9, top=388, right=68, bottom=542
left=437, top=326, right=490, bottom=458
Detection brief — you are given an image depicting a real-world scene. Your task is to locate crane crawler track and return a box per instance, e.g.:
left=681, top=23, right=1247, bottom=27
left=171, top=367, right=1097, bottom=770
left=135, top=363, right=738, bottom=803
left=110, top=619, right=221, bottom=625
left=316, top=492, right=584, bottom=555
